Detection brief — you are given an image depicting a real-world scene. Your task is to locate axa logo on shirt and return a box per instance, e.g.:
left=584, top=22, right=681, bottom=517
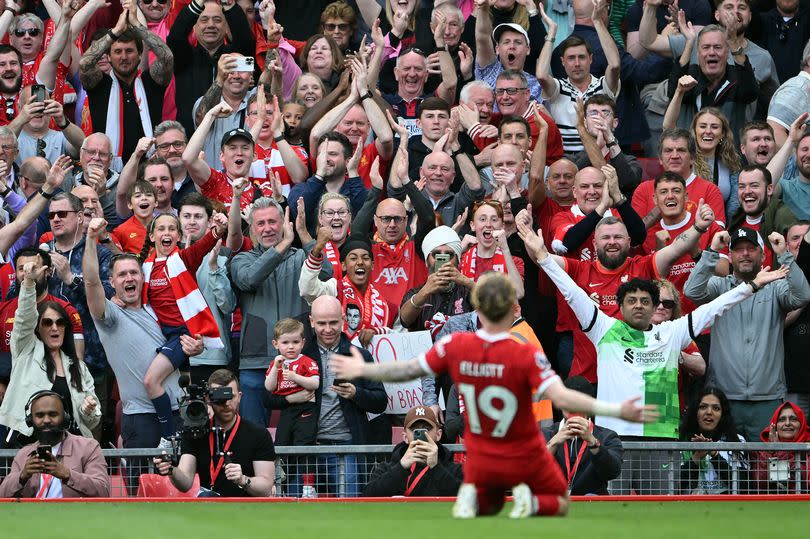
left=375, top=267, right=408, bottom=285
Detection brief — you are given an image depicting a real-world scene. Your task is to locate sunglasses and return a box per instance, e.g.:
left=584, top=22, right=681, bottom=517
left=48, top=210, right=78, bottom=220
left=658, top=299, right=676, bottom=310
left=402, top=47, right=426, bottom=57
left=36, top=138, right=46, bottom=158
left=473, top=199, right=503, bottom=212
left=40, top=317, right=68, bottom=328
left=141, top=0, right=168, bottom=4
left=13, top=28, right=41, bottom=37
left=324, top=23, right=350, bottom=32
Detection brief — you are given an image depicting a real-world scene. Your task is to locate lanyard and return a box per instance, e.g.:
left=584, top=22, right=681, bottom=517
left=404, top=463, right=430, bottom=496
left=208, top=415, right=241, bottom=488
left=563, top=422, right=594, bottom=490
left=36, top=474, right=53, bottom=499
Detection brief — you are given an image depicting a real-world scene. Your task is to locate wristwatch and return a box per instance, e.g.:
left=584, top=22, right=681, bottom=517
left=241, top=477, right=252, bottom=490
left=360, top=90, right=374, bottom=101
left=69, top=275, right=82, bottom=290
left=587, top=438, right=601, bottom=450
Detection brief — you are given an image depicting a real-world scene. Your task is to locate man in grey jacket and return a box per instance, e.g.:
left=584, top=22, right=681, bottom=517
left=684, top=226, right=810, bottom=441
left=230, top=197, right=330, bottom=426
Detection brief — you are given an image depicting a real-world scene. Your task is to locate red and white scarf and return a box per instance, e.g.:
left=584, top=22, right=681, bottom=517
left=142, top=249, right=223, bottom=349
left=459, top=246, right=507, bottom=280
left=107, top=72, right=153, bottom=159
left=337, top=277, right=390, bottom=338
left=323, top=240, right=342, bottom=280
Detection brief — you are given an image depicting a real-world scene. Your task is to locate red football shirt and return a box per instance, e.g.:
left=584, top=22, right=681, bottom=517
left=632, top=174, right=727, bottom=227
left=111, top=215, right=148, bottom=254
left=255, top=142, right=309, bottom=195
left=266, top=354, right=319, bottom=397
left=200, top=169, right=270, bottom=211
left=420, top=330, right=560, bottom=461
left=639, top=212, right=724, bottom=314
left=371, top=239, right=428, bottom=309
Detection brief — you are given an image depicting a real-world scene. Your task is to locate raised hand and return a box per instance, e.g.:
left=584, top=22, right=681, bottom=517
left=87, top=217, right=108, bottom=239
left=752, top=264, right=790, bottom=289
left=768, top=231, right=787, bottom=256
left=516, top=221, right=548, bottom=261
left=45, top=155, right=74, bottom=190
left=694, top=198, right=715, bottom=230
left=710, top=230, right=730, bottom=251
left=209, top=102, right=234, bottom=119
left=22, top=261, right=48, bottom=283
left=210, top=212, right=228, bottom=237
left=458, top=42, right=473, bottom=80
left=369, top=156, right=384, bottom=190
left=346, top=141, right=364, bottom=178
left=677, top=74, right=697, bottom=93
left=134, top=136, right=155, bottom=159
left=788, top=112, right=809, bottom=145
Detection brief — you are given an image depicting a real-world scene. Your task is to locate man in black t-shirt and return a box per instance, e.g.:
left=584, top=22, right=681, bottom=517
left=155, top=369, right=276, bottom=497
left=78, top=7, right=174, bottom=165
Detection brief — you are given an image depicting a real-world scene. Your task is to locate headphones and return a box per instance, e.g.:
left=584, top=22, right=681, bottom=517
left=24, top=390, right=73, bottom=430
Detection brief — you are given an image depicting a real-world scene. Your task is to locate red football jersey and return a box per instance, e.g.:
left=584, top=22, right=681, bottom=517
left=550, top=205, right=617, bottom=261
left=200, top=169, right=270, bottom=211
left=267, top=354, right=319, bottom=397
left=419, top=331, right=560, bottom=461
left=631, top=175, right=727, bottom=227
left=639, top=212, right=723, bottom=314
left=255, top=142, right=309, bottom=195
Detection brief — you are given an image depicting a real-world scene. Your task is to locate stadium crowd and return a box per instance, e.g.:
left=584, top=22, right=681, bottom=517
left=0, top=0, right=809, bottom=499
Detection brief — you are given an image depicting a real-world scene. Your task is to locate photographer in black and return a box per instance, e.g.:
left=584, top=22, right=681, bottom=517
left=154, top=369, right=276, bottom=497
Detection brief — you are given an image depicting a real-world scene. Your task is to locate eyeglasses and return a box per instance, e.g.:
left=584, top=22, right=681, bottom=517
left=375, top=215, right=406, bottom=224
left=156, top=141, right=185, bottom=151
left=36, top=138, right=46, bottom=158
left=323, top=23, right=350, bottom=32
left=40, top=317, right=68, bottom=328
left=1, top=143, right=16, bottom=152
left=321, top=209, right=349, bottom=218
left=494, top=87, right=527, bottom=96
left=13, top=28, right=41, bottom=38
left=142, top=0, right=169, bottom=4
left=48, top=210, right=78, bottom=220
left=81, top=148, right=112, bottom=159
left=658, top=299, right=676, bottom=310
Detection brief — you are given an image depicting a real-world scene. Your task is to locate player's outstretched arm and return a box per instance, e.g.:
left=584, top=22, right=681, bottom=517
left=330, top=348, right=427, bottom=383
left=543, top=381, right=659, bottom=424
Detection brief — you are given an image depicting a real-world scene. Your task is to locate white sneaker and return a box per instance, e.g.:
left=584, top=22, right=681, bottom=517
left=157, top=437, right=173, bottom=450
left=509, top=483, right=535, bottom=519
left=452, top=483, right=478, bottom=519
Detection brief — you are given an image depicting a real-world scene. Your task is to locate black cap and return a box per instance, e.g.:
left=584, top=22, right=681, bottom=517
left=729, top=227, right=763, bottom=249
left=339, top=237, right=374, bottom=261
left=220, top=128, right=254, bottom=149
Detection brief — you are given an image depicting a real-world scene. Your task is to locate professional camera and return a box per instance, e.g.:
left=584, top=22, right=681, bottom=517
left=178, top=377, right=234, bottom=439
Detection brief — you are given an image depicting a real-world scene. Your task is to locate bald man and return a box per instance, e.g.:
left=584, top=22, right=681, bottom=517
left=351, top=159, right=438, bottom=310
left=266, top=294, right=387, bottom=497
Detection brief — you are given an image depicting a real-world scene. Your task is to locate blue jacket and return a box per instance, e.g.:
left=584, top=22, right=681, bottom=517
left=288, top=175, right=368, bottom=234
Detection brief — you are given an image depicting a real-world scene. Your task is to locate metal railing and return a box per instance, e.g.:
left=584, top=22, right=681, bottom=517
left=1, top=442, right=807, bottom=498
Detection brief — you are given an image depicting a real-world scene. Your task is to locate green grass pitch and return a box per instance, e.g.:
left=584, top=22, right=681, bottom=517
left=2, top=501, right=805, bottom=539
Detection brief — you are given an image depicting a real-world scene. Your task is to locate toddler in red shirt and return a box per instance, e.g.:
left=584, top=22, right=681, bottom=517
left=265, top=319, right=320, bottom=445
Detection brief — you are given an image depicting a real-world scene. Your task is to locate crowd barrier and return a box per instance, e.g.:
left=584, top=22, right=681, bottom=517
left=0, top=442, right=807, bottom=498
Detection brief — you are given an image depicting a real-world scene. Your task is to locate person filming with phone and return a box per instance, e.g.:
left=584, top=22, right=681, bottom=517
left=363, top=405, right=462, bottom=497
left=0, top=390, right=109, bottom=498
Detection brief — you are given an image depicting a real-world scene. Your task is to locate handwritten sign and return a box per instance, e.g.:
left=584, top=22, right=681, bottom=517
left=368, top=331, right=433, bottom=415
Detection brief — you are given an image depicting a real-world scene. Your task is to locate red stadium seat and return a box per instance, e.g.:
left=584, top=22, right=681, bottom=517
left=136, top=473, right=200, bottom=498
left=637, top=158, right=664, bottom=181
left=110, top=474, right=130, bottom=498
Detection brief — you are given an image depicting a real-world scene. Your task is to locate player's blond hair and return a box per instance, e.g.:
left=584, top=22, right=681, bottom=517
left=471, top=272, right=515, bottom=323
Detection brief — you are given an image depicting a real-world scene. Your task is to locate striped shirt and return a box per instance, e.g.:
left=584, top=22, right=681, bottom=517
left=544, top=75, right=619, bottom=153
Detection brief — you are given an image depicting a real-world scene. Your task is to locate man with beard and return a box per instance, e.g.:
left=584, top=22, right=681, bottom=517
left=300, top=234, right=396, bottom=346
left=0, top=248, right=84, bottom=379
left=725, top=165, right=775, bottom=268
left=167, top=0, right=254, bottom=135
left=154, top=369, right=277, bottom=497
left=638, top=172, right=726, bottom=314
left=0, top=391, right=109, bottom=498
left=763, top=115, right=810, bottom=238
left=685, top=227, right=810, bottom=441
left=520, top=187, right=713, bottom=383
left=78, top=7, right=173, bottom=165
left=632, top=129, right=727, bottom=229
left=183, top=104, right=265, bottom=212
left=0, top=44, right=22, bottom=125
left=152, top=121, right=197, bottom=210
left=289, top=132, right=368, bottom=234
